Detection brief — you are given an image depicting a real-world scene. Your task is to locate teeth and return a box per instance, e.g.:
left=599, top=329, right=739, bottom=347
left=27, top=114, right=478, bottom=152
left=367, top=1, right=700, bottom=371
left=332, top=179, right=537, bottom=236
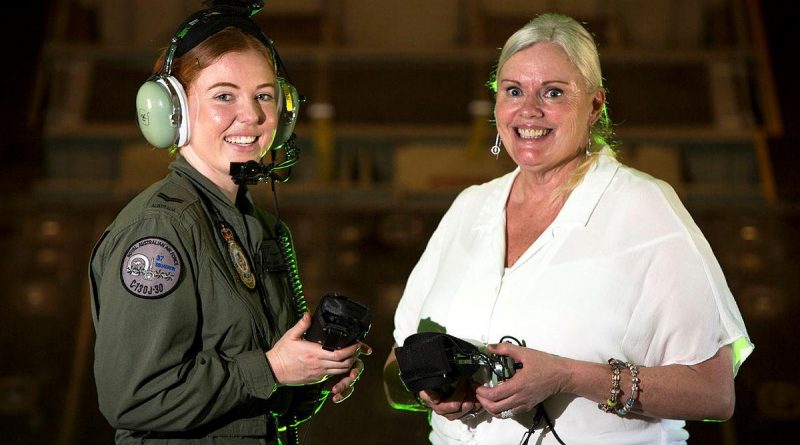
left=225, top=136, right=257, bottom=144
left=517, top=128, right=549, bottom=139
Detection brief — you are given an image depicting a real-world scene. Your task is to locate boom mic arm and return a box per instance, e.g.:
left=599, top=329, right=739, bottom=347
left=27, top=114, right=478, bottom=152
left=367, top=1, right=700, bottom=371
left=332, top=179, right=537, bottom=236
left=230, top=135, right=300, bottom=185
left=230, top=160, right=275, bottom=185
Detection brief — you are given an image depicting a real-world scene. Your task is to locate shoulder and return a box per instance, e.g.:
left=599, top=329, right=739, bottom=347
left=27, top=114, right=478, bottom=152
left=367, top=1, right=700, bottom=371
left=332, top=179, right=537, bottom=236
left=609, top=163, right=685, bottom=216
left=595, top=159, right=702, bottom=243
left=91, top=179, right=204, bottom=300
left=98, top=174, right=210, bottom=259
left=130, top=174, right=201, bottom=218
left=111, top=174, right=205, bottom=231
left=419, top=170, right=514, bottom=243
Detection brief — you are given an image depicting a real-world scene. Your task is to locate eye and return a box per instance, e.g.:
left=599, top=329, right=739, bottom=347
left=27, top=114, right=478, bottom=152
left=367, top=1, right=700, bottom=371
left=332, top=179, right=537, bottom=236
left=543, top=88, right=564, bottom=99
left=256, top=92, right=274, bottom=102
left=505, top=86, right=523, bottom=97
left=214, top=93, right=233, bottom=102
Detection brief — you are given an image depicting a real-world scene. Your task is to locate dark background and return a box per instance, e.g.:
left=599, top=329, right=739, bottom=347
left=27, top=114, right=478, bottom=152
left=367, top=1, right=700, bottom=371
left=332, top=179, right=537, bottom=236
left=1, top=1, right=798, bottom=444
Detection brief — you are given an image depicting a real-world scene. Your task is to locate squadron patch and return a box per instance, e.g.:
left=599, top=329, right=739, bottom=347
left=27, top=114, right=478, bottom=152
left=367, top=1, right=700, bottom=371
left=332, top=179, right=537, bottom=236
left=121, top=237, right=182, bottom=298
left=219, top=222, right=256, bottom=289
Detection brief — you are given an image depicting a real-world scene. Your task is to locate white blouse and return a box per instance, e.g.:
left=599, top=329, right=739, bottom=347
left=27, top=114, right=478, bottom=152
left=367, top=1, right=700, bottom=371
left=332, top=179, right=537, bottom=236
left=393, top=153, right=753, bottom=445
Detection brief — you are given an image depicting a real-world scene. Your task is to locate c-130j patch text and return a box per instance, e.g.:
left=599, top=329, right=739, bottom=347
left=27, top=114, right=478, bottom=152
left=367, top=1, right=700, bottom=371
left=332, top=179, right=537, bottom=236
left=120, top=237, right=182, bottom=299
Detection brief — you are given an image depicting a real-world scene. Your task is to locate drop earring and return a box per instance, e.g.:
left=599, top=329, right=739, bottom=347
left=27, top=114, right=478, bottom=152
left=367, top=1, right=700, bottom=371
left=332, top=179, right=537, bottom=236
left=585, top=136, right=592, bottom=156
left=490, top=134, right=501, bottom=159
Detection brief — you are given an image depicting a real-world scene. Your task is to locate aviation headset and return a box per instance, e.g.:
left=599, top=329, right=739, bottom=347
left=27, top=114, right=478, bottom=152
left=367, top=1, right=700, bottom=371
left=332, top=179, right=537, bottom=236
left=135, top=1, right=300, bottom=151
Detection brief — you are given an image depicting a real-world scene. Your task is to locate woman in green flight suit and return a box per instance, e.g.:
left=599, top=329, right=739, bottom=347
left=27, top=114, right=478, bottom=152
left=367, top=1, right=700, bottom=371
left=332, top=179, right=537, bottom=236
left=89, top=2, right=369, bottom=443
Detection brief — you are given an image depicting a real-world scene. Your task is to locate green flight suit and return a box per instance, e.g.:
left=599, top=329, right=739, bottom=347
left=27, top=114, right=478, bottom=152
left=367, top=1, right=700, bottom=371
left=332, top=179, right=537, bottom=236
left=89, top=155, right=311, bottom=444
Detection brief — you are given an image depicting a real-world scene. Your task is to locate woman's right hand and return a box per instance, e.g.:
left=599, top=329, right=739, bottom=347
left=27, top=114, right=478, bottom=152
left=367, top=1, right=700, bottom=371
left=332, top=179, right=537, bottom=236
left=418, top=380, right=482, bottom=421
left=266, top=313, right=360, bottom=385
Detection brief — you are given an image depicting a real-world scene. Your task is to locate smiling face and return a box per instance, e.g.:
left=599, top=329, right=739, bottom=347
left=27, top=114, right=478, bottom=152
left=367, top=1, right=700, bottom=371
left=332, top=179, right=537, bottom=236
left=180, top=48, right=278, bottom=192
left=495, top=42, right=604, bottom=179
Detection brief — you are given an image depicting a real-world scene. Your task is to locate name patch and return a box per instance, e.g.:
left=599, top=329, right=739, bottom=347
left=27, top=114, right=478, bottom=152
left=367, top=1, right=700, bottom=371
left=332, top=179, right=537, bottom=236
left=120, top=237, right=182, bottom=299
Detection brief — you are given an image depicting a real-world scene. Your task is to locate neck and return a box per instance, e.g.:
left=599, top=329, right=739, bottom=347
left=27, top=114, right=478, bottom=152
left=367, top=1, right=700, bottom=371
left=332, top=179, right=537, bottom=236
left=180, top=149, right=238, bottom=203
left=511, top=156, right=581, bottom=205
left=220, top=183, right=238, bottom=204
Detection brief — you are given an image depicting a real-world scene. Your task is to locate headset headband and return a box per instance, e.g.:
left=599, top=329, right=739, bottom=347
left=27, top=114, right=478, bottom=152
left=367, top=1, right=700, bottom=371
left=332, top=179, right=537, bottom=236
left=161, top=4, right=285, bottom=80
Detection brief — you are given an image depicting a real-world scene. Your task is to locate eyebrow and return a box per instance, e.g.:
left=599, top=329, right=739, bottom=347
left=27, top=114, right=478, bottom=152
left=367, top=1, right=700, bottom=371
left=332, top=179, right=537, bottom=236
left=208, top=82, right=275, bottom=90
left=499, top=79, right=570, bottom=86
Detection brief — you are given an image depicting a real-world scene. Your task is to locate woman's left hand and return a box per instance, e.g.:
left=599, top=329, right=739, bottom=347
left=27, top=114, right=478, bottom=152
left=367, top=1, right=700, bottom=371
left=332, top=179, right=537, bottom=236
left=475, top=342, right=568, bottom=418
left=329, top=343, right=372, bottom=403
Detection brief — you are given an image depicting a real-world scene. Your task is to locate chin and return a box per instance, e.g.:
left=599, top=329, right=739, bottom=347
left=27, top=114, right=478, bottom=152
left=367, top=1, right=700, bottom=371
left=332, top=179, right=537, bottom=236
left=509, top=150, right=542, bottom=165
left=226, top=147, right=262, bottom=161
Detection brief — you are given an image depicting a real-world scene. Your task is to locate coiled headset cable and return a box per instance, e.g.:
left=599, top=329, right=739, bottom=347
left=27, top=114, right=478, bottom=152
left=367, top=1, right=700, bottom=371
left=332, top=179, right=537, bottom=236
left=268, top=179, right=315, bottom=445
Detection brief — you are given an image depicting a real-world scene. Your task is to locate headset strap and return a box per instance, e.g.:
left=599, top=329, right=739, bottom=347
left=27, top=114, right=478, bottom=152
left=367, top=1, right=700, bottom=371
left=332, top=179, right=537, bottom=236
left=161, top=5, right=288, bottom=81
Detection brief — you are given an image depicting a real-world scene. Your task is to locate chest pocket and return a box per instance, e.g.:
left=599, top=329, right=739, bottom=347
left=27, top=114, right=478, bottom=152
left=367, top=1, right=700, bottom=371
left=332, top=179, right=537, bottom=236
left=258, top=238, right=300, bottom=330
left=260, top=238, right=289, bottom=273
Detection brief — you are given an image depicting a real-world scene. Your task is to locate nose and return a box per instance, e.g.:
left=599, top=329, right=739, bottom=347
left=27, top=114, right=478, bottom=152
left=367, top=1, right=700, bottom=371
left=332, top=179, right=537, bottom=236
left=520, top=94, right=544, bottom=118
left=239, top=98, right=267, bottom=124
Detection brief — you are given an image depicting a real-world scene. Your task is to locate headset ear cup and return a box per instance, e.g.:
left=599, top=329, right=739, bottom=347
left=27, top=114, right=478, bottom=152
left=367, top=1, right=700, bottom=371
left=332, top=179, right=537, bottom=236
left=134, top=76, right=190, bottom=149
left=164, top=76, right=191, bottom=147
left=271, top=78, right=299, bottom=150
left=136, top=78, right=179, bottom=149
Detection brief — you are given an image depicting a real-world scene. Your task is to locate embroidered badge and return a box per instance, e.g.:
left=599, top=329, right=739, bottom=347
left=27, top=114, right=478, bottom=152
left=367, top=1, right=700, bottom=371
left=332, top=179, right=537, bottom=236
left=121, top=237, right=182, bottom=298
left=219, top=222, right=256, bottom=289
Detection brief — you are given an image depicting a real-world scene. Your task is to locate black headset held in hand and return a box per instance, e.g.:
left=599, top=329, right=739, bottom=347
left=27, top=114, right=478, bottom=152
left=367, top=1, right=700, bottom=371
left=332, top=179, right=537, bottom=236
left=135, top=0, right=300, bottom=151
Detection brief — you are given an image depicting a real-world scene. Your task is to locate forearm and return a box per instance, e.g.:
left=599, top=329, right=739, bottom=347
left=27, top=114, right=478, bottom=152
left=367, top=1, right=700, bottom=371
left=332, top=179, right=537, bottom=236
left=563, top=346, right=735, bottom=421
left=383, top=347, right=427, bottom=412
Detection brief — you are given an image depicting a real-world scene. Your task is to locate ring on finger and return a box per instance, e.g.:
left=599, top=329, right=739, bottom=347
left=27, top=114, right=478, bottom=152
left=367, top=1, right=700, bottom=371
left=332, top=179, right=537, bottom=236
left=333, top=386, right=353, bottom=404
left=462, top=407, right=481, bottom=421
left=500, top=409, right=514, bottom=419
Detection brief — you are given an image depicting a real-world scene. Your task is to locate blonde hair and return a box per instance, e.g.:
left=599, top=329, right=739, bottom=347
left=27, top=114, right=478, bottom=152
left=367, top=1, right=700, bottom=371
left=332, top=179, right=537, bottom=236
left=490, top=13, right=616, bottom=192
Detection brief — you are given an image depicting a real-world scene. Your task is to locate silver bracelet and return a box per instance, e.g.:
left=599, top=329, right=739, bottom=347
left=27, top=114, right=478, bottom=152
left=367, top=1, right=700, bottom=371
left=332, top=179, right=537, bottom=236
left=615, top=362, right=640, bottom=417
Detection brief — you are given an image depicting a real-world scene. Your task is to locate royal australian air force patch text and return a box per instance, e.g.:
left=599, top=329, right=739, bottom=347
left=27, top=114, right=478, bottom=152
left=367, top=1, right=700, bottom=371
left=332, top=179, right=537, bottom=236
left=120, top=237, right=183, bottom=298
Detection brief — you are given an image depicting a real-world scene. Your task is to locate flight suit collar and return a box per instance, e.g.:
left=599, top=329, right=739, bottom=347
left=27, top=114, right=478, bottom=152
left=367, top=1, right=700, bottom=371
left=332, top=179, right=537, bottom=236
left=168, top=155, right=257, bottom=216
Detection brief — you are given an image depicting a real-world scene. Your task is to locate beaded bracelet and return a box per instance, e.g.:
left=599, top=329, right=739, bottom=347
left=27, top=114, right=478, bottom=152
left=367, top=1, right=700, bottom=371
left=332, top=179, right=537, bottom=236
left=598, top=358, right=625, bottom=413
left=616, top=362, right=640, bottom=416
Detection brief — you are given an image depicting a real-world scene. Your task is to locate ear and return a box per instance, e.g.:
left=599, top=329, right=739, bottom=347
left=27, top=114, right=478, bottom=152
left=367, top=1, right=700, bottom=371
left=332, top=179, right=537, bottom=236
left=588, top=88, right=606, bottom=126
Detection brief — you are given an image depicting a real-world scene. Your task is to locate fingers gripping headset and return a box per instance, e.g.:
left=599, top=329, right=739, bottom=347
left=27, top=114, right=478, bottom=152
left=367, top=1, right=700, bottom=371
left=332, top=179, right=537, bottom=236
left=134, top=0, right=301, bottom=168
left=396, top=333, right=566, bottom=445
